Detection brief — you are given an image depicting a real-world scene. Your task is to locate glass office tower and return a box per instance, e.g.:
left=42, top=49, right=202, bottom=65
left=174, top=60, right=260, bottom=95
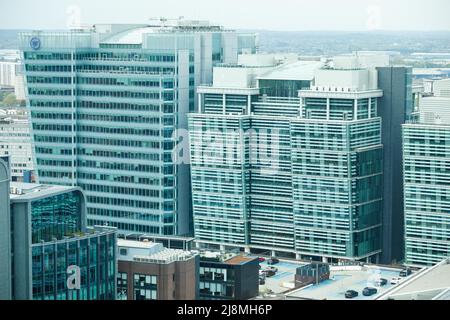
left=377, top=66, right=414, bottom=264
left=189, top=55, right=383, bottom=262
left=0, top=156, right=12, bottom=300
left=19, top=20, right=257, bottom=237
left=10, top=183, right=117, bottom=300
left=403, top=96, right=450, bottom=266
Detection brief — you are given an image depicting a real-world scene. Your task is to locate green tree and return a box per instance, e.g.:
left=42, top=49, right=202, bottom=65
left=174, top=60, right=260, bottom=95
left=1, top=93, right=17, bottom=106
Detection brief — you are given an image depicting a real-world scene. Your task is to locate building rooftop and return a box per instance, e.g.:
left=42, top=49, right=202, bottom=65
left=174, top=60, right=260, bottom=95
left=417, top=96, right=450, bottom=125
left=117, top=239, right=197, bottom=264
left=101, top=27, right=156, bottom=45
left=225, top=255, right=256, bottom=265
left=99, top=20, right=227, bottom=45
left=285, top=265, right=405, bottom=301
left=9, top=182, right=80, bottom=202
left=199, top=251, right=257, bottom=265
left=257, top=60, right=323, bottom=81
left=377, top=259, right=450, bottom=300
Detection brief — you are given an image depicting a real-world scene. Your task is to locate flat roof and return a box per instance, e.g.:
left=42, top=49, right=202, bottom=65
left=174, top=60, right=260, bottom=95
left=377, top=259, right=450, bottom=300
left=286, top=265, right=404, bottom=301
left=118, top=239, right=197, bottom=264
left=117, top=239, right=159, bottom=249
left=258, top=60, right=323, bottom=81
left=9, top=182, right=79, bottom=202
left=225, top=255, right=256, bottom=265
left=200, top=251, right=256, bottom=265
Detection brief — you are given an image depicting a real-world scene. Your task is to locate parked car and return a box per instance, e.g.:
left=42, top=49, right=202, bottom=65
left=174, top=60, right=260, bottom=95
left=264, top=270, right=277, bottom=278
left=258, top=257, right=266, bottom=263
left=399, top=269, right=412, bottom=277
left=362, top=287, right=378, bottom=297
left=391, top=277, right=402, bottom=285
left=259, top=278, right=266, bottom=285
left=267, top=258, right=280, bottom=265
left=345, top=290, right=359, bottom=299
left=265, top=266, right=278, bottom=273
left=375, top=278, right=388, bottom=287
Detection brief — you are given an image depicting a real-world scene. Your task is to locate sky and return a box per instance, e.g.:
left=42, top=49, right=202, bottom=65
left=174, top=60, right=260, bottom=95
left=1, top=0, right=450, bottom=31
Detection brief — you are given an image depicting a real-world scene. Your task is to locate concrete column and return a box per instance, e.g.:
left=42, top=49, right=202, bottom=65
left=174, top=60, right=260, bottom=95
left=322, top=257, right=329, bottom=263
left=198, top=93, right=202, bottom=113
left=296, top=253, right=302, bottom=261
left=247, top=95, right=251, bottom=115
left=220, top=245, right=226, bottom=252
left=299, top=98, right=303, bottom=118
left=368, top=97, right=372, bottom=119
left=271, top=250, right=276, bottom=258
left=244, top=246, right=251, bottom=254
left=222, top=94, right=226, bottom=115
left=326, top=98, right=330, bottom=120
left=354, top=98, right=358, bottom=120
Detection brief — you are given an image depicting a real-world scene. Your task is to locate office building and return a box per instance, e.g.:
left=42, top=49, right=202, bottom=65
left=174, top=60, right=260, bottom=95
left=0, top=60, right=20, bottom=88
left=9, top=182, right=117, bottom=300
left=402, top=94, right=450, bottom=266
left=117, top=239, right=198, bottom=300
left=0, top=50, right=24, bottom=101
left=199, top=252, right=259, bottom=300
left=19, top=20, right=257, bottom=237
left=0, top=156, right=12, bottom=300
left=377, top=66, right=415, bottom=263
left=432, top=78, right=450, bottom=98
left=0, top=109, right=34, bottom=181
left=14, top=74, right=26, bottom=101
left=189, top=53, right=384, bottom=262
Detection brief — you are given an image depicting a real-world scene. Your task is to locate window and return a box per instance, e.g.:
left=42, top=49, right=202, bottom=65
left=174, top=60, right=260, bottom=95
left=117, top=272, right=128, bottom=300
left=133, top=274, right=157, bottom=300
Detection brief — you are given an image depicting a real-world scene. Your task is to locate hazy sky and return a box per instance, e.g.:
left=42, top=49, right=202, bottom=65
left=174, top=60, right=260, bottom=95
left=1, top=0, right=450, bottom=31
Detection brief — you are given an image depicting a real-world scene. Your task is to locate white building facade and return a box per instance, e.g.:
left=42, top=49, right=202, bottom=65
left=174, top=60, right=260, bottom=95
left=0, top=110, right=34, bottom=181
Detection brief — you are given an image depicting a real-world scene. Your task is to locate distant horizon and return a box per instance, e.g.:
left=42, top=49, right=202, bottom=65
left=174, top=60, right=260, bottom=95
left=1, top=27, right=450, bottom=33
left=1, top=0, right=450, bottom=32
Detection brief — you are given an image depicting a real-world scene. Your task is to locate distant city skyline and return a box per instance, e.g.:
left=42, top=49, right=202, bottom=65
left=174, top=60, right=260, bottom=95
left=1, top=0, right=450, bottom=32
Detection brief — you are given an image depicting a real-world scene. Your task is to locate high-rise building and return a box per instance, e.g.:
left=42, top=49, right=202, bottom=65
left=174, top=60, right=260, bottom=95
left=189, top=54, right=384, bottom=262
left=432, top=78, right=450, bottom=98
left=117, top=239, right=199, bottom=300
left=0, top=109, right=34, bottom=181
left=377, top=66, right=414, bottom=263
left=403, top=94, right=450, bottom=266
left=0, top=156, right=12, bottom=300
left=0, top=60, right=21, bottom=88
left=9, top=182, right=117, bottom=300
left=19, top=20, right=257, bottom=237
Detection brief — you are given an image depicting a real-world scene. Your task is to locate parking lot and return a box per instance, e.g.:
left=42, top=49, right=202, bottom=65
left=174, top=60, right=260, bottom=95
left=256, top=258, right=307, bottom=294
left=286, top=267, right=409, bottom=300
left=252, top=256, right=414, bottom=300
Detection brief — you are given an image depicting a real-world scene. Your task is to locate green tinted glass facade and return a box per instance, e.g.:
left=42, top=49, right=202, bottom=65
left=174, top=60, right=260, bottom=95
left=31, top=231, right=116, bottom=300
left=190, top=88, right=383, bottom=261
left=31, top=191, right=82, bottom=243
left=19, top=26, right=256, bottom=237
left=403, top=124, right=450, bottom=266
